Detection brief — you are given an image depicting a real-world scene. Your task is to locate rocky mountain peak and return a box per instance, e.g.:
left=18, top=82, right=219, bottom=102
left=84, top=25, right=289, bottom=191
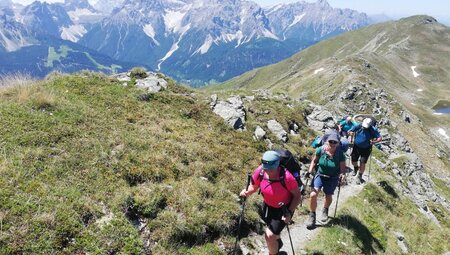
left=63, top=0, right=97, bottom=12
left=317, top=0, right=330, bottom=8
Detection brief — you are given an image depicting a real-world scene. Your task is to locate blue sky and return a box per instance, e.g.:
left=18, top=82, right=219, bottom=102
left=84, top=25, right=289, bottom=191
left=254, top=0, right=450, bottom=24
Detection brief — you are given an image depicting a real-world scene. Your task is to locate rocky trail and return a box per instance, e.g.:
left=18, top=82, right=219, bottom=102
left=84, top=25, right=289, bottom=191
left=240, top=172, right=367, bottom=255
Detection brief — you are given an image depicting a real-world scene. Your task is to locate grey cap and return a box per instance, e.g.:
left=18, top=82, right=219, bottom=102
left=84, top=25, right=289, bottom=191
left=327, top=133, right=339, bottom=143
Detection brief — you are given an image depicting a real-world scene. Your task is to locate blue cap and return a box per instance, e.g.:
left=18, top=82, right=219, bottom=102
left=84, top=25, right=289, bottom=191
left=326, top=133, right=339, bottom=143
left=262, top=151, right=281, bottom=170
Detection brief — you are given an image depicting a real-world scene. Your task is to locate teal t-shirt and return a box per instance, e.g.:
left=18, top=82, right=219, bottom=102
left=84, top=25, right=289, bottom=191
left=340, top=120, right=356, bottom=132
left=315, top=147, right=345, bottom=176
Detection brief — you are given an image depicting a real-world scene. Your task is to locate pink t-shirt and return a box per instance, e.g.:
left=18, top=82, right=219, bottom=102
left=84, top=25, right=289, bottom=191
left=252, top=165, right=298, bottom=208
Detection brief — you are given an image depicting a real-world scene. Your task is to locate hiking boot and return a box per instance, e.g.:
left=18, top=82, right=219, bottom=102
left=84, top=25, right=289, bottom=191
left=352, top=166, right=359, bottom=176
left=277, top=238, right=283, bottom=251
left=320, top=208, right=329, bottom=222
left=356, top=174, right=365, bottom=185
left=306, top=212, right=316, bottom=229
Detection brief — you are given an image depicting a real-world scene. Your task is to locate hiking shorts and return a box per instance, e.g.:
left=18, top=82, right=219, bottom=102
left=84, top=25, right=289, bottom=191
left=351, top=145, right=372, bottom=164
left=261, top=203, right=287, bottom=235
left=312, top=174, right=339, bottom=195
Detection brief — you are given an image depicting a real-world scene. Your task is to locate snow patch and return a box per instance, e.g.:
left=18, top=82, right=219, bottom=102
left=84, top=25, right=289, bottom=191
left=240, top=6, right=248, bottom=25
left=410, top=102, right=416, bottom=105
left=314, top=67, right=324, bottom=74
left=261, top=29, right=279, bottom=40
left=287, top=13, right=306, bottom=29
left=417, top=89, right=423, bottom=92
left=411, top=66, right=420, bottom=77
left=265, top=3, right=284, bottom=15
left=60, top=25, right=87, bottom=42
left=68, top=8, right=97, bottom=22
left=194, top=35, right=213, bottom=55
left=164, top=10, right=186, bottom=34
left=158, top=24, right=191, bottom=70
left=438, top=128, right=449, bottom=140
left=143, top=24, right=160, bottom=46
left=0, top=29, right=32, bottom=52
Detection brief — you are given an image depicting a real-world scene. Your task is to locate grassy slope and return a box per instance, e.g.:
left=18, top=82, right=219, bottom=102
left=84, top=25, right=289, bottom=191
left=304, top=149, right=450, bottom=254
left=0, top=72, right=315, bottom=254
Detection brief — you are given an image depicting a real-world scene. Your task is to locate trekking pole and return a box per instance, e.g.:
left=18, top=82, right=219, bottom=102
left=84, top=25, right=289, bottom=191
left=334, top=180, right=341, bottom=218
left=368, top=154, right=372, bottom=182
left=279, top=202, right=295, bottom=255
left=234, top=172, right=251, bottom=254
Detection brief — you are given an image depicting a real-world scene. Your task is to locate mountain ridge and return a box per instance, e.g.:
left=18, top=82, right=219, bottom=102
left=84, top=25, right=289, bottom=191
left=0, top=0, right=371, bottom=85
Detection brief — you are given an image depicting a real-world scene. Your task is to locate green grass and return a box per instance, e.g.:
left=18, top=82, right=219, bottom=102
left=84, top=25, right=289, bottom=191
left=303, top=164, right=450, bottom=255
left=83, top=52, right=122, bottom=73
left=304, top=180, right=450, bottom=254
left=0, top=72, right=313, bottom=254
left=46, top=45, right=72, bottom=68
left=431, top=176, right=450, bottom=201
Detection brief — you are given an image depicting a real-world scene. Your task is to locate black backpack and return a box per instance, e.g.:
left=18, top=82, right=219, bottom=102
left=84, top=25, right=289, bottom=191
left=257, top=149, right=304, bottom=192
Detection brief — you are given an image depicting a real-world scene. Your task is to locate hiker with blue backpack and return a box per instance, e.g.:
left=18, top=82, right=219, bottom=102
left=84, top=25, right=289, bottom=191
left=305, top=132, right=346, bottom=229
left=239, top=150, right=302, bottom=255
left=348, top=118, right=382, bottom=184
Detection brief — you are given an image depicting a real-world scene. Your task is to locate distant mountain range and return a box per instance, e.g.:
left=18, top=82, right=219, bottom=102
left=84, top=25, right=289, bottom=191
left=0, top=0, right=371, bottom=85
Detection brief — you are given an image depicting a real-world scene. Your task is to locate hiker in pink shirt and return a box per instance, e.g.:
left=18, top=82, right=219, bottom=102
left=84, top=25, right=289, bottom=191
left=240, top=151, right=302, bottom=255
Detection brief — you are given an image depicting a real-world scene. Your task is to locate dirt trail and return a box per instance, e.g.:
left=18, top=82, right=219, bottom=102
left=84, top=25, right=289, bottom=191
left=240, top=173, right=368, bottom=255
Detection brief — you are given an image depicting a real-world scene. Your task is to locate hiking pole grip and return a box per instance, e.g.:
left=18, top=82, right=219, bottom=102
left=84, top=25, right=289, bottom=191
left=244, top=172, right=251, bottom=200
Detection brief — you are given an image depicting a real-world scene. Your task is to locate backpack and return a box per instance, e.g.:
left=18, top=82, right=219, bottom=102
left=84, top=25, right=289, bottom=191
left=354, top=114, right=378, bottom=127
left=354, top=124, right=377, bottom=139
left=257, top=149, right=304, bottom=192
left=311, top=129, right=350, bottom=153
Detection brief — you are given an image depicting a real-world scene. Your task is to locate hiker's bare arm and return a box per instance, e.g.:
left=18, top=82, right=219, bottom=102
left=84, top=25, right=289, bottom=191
left=308, top=154, right=318, bottom=174
left=240, top=184, right=258, bottom=197
left=371, top=137, right=382, bottom=144
left=288, top=188, right=302, bottom=215
left=339, top=161, right=346, bottom=175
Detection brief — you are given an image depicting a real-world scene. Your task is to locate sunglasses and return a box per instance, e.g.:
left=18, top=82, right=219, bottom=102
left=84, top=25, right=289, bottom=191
left=261, top=159, right=276, bottom=165
left=328, top=140, right=338, bottom=144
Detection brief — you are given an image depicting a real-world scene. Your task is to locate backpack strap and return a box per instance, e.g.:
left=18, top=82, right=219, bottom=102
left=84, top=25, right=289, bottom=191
left=257, top=167, right=264, bottom=195
left=258, top=167, right=289, bottom=192
left=279, top=167, right=287, bottom=190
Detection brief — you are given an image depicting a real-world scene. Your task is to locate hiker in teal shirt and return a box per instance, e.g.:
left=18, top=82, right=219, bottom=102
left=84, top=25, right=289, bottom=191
left=338, top=116, right=356, bottom=138
left=305, top=133, right=346, bottom=229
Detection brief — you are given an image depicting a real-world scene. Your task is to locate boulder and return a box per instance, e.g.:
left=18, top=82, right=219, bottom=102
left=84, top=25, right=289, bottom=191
left=136, top=76, right=168, bottom=92
left=212, top=96, right=246, bottom=130
left=267, top=120, right=288, bottom=142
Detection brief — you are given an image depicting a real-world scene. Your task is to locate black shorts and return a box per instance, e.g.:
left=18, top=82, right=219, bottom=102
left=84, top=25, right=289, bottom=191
left=262, top=203, right=287, bottom=235
left=351, top=145, right=372, bottom=163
